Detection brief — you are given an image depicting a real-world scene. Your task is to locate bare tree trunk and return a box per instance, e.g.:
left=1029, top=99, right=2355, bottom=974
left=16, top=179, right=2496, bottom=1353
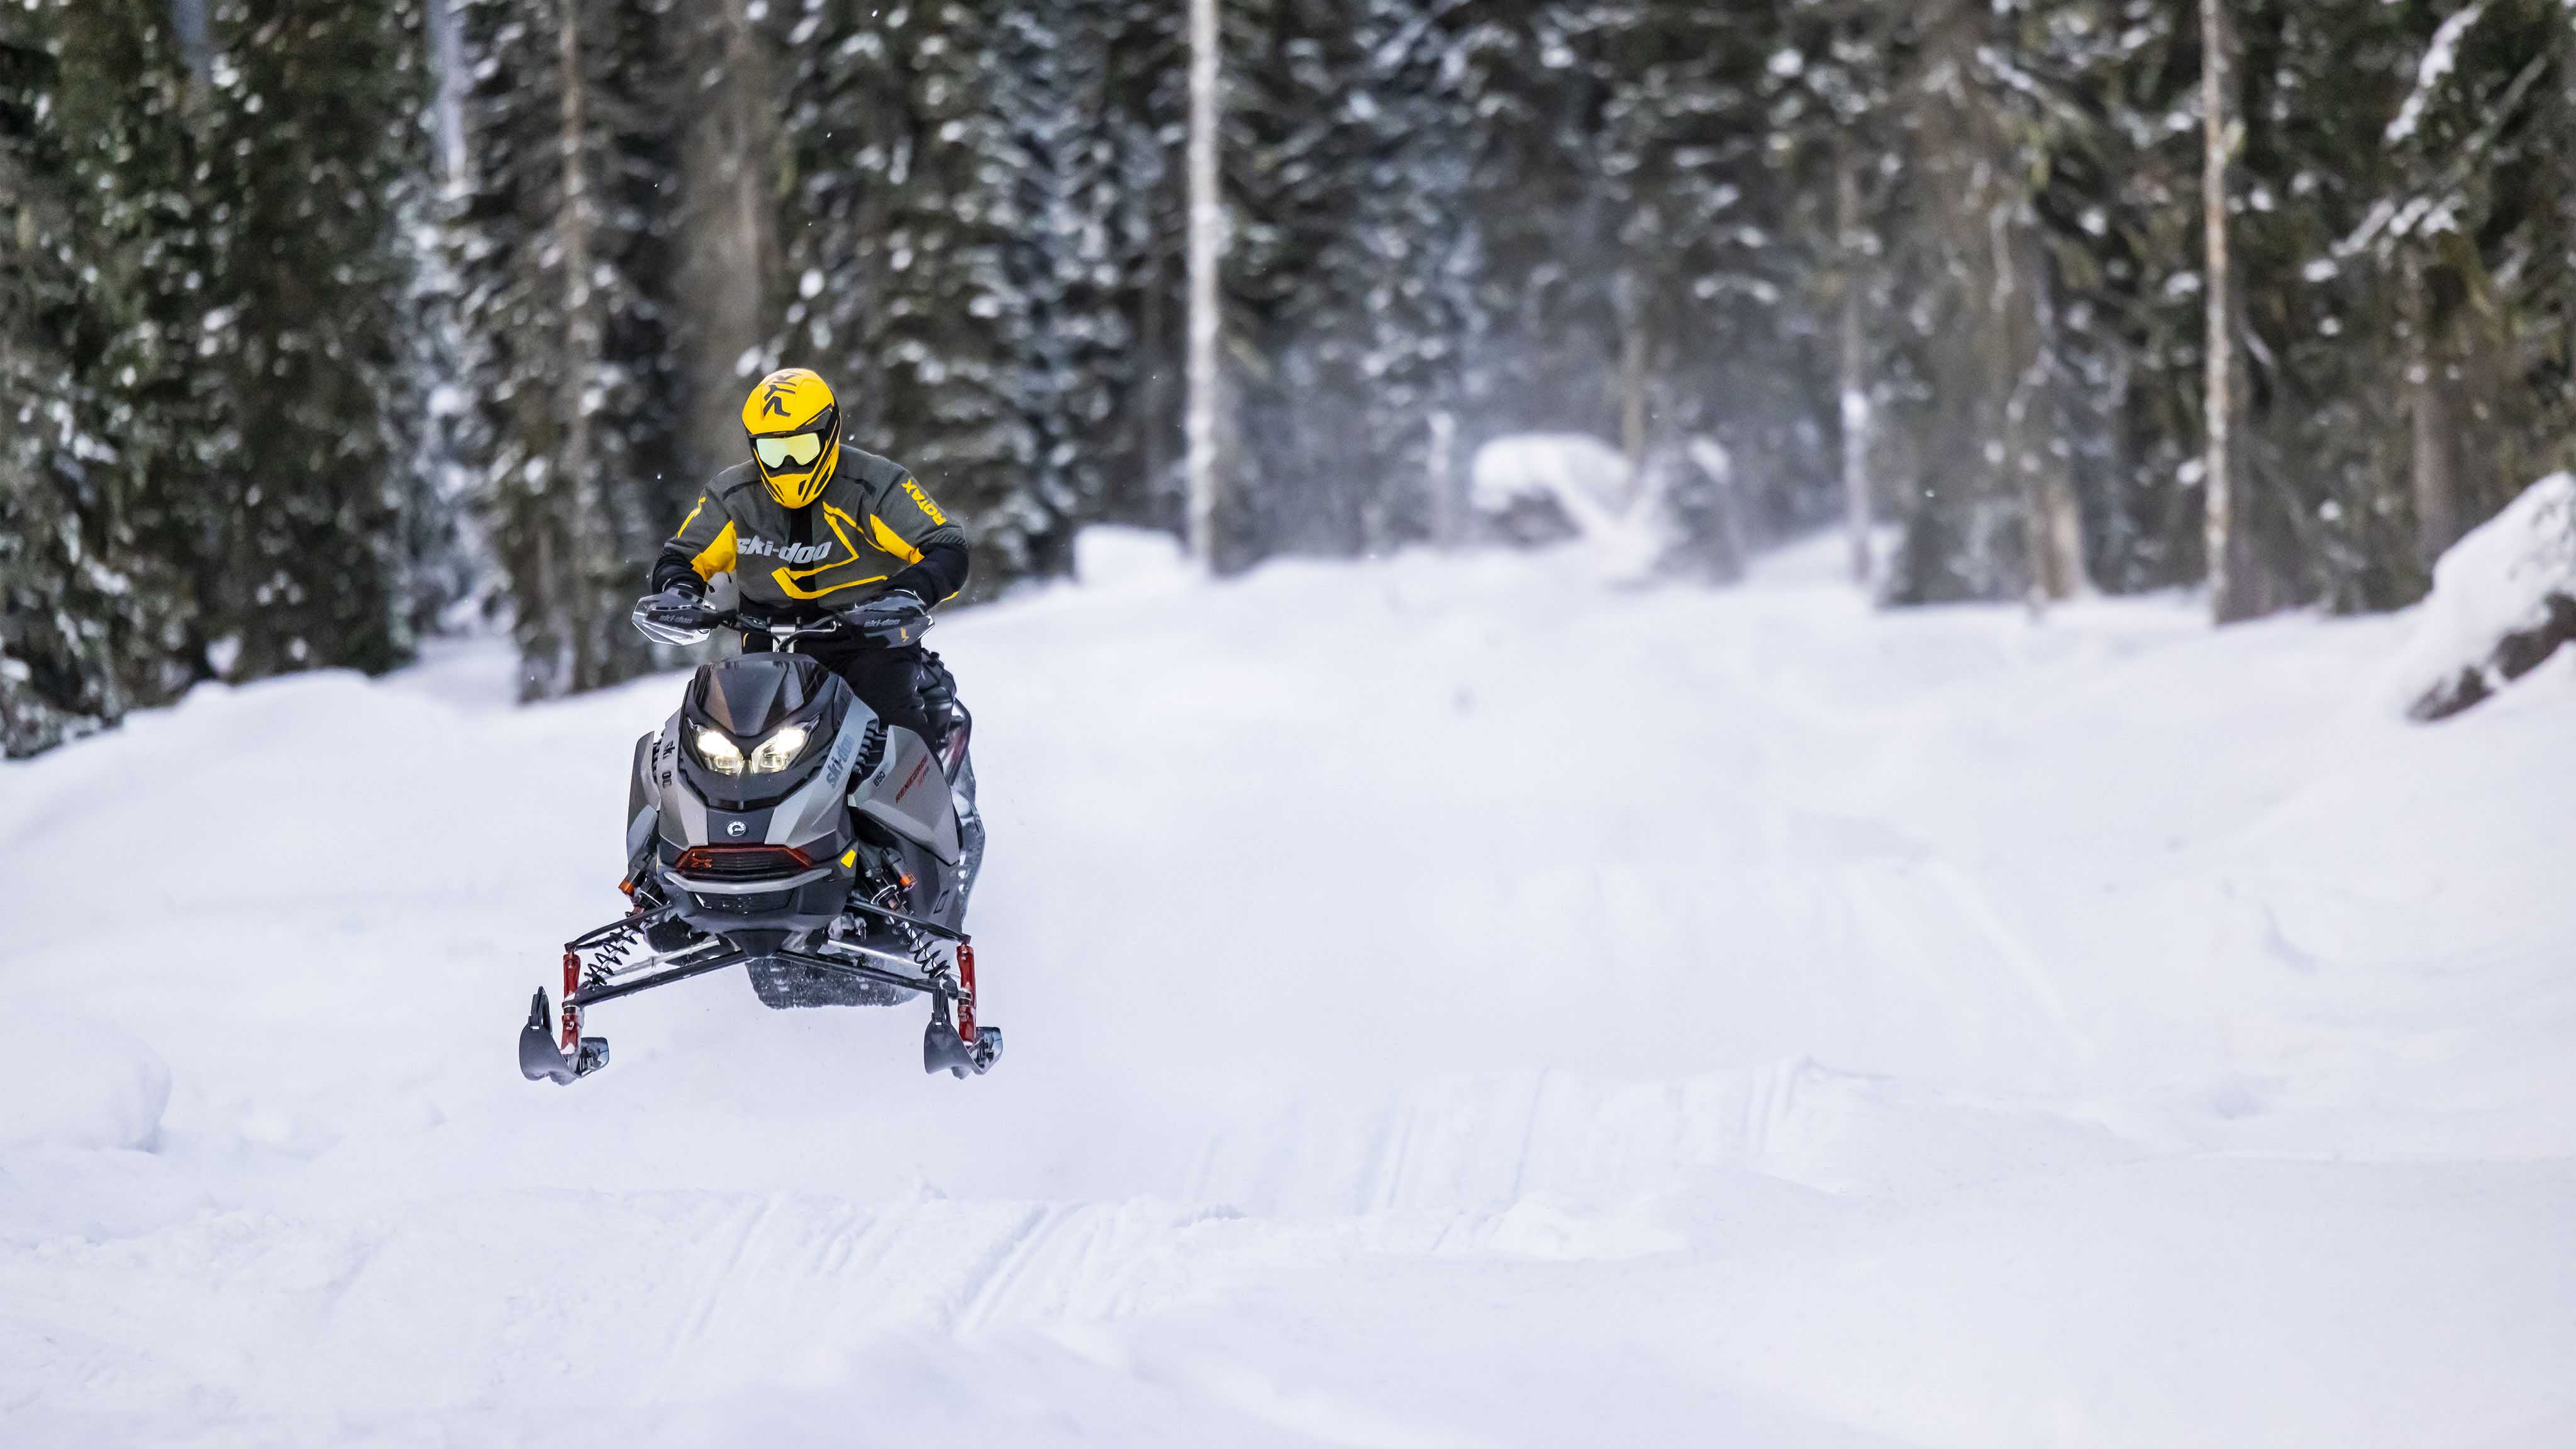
left=2201, top=0, right=2251, bottom=623
left=1425, top=409, right=1459, bottom=547
left=1183, top=0, right=1225, bottom=566
left=1138, top=232, right=1169, bottom=520
left=1688, top=438, right=1750, bottom=582
left=1835, top=133, right=1873, bottom=586
left=2408, top=256, right=2462, bottom=572
left=424, top=0, right=465, bottom=182
left=1618, top=270, right=1650, bottom=472
left=555, top=0, right=604, bottom=692
left=2014, top=239, right=2087, bottom=600
left=1984, top=177, right=2084, bottom=603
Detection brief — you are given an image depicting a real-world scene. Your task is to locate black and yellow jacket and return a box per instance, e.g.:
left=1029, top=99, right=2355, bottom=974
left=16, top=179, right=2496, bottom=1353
left=649, top=449, right=969, bottom=611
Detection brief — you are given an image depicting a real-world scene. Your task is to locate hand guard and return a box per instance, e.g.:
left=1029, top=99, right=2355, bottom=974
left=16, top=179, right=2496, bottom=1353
left=839, top=589, right=931, bottom=647
left=631, top=586, right=716, bottom=647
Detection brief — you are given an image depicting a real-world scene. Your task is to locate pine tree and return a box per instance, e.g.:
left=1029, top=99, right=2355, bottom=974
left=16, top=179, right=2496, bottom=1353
left=1988, top=0, right=2199, bottom=602
left=1094, top=0, right=1191, bottom=532
left=52, top=0, right=225, bottom=672
left=201, top=0, right=436, bottom=677
left=994, top=0, right=1146, bottom=572
left=1764, top=1, right=1899, bottom=584
left=1, top=11, right=109, bottom=752
left=2350, top=0, right=2563, bottom=581
left=0, top=1, right=205, bottom=754
left=1880, top=0, right=2061, bottom=603
left=769, top=0, right=1180, bottom=586
left=1215, top=0, right=1497, bottom=560
left=767, top=3, right=1014, bottom=575
left=2022, top=0, right=2201, bottom=598
left=449, top=0, right=682, bottom=697
left=1596, top=0, right=1811, bottom=555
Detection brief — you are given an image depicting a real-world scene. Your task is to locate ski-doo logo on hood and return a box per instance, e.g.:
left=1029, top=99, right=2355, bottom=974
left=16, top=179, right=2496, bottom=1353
left=735, top=536, right=835, bottom=566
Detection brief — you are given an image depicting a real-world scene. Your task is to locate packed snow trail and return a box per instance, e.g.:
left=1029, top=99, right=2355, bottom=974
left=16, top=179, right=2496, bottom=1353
left=4, top=531, right=2573, bottom=1446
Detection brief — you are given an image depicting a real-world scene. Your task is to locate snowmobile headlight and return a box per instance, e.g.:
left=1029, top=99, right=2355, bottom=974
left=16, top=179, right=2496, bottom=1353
left=693, top=726, right=746, bottom=776
left=747, top=724, right=810, bottom=774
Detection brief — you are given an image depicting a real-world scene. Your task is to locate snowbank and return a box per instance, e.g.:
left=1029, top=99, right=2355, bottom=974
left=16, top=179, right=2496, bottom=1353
left=2390, top=472, right=2576, bottom=719
left=0, top=1004, right=170, bottom=1152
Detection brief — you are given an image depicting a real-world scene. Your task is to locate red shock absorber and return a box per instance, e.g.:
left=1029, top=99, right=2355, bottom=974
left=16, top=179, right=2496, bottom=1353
left=954, top=941, right=979, bottom=1046
left=561, top=950, right=583, bottom=1053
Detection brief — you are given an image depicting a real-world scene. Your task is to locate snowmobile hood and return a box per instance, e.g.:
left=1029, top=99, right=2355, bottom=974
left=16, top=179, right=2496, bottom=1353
left=679, top=653, right=852, bottom=809
left=692, top=653, right=836, bottom=738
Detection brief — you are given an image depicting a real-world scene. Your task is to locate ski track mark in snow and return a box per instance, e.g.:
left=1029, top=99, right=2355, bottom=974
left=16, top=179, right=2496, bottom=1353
left=950, top=1201, right=1067, bottom=1336
left=1921, top=857, right=2096, bottom=1063
left=670, top=1192, right=781, bottom=1358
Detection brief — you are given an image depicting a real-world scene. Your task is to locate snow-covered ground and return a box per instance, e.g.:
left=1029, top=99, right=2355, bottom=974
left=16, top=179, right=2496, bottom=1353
left=4, top=530, right=2573, bottom=1446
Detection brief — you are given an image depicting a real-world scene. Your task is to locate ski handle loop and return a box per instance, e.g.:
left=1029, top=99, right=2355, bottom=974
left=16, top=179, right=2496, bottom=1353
left=955, top=941, right=978, bottom=1045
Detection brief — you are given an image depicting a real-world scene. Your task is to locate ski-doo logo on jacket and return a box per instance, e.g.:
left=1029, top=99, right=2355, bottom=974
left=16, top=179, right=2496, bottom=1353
left=735, top=536, right=835, bottom=566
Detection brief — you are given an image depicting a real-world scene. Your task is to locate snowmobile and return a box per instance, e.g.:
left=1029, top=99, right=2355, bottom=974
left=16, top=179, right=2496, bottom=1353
left=517, top=601, right=999, bottom=1084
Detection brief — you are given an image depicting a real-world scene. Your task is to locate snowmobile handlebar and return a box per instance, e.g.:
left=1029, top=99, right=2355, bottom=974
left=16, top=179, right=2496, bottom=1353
left=631, top=596, right=929, bottom=651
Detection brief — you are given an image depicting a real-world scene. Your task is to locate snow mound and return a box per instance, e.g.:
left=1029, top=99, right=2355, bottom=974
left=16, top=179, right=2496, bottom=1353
left=2390, top=472, right=2576, bottom=720
left=1473, top=430, right=1689, bottom=577
left=1470, top=433, right=1635, bottom=529
left=1468, top=433, right=1681, bottom=577
left=0, top=1004, right=170, bottom=1152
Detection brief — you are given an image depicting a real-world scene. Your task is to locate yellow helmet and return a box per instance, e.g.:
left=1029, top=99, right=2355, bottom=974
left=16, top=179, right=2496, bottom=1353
left=740, top=367, right=841, bottom=509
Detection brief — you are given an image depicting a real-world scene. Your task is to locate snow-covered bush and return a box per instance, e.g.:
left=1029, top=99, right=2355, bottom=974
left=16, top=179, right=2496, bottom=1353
left=1470, top=433, right=1636, bottom=546
left=2390, top=472, right=2576, bottom=721
left=1468, top=433, right=1694, bottom=579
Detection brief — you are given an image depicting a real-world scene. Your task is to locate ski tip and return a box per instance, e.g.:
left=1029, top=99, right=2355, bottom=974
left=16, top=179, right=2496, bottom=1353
left=923, top=1018, right=1002, bottom=1078
left=518, top=990, right=610, bottom=1085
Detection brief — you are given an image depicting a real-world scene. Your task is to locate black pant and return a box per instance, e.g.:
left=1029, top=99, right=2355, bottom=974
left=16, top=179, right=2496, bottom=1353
left=734, top=630, right=942, bottom=748
left=822, top=644, right=943, bottom=750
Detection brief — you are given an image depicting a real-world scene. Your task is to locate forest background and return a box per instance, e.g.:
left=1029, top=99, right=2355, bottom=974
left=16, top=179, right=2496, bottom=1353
left=4, top=0, right=2569, bottom=752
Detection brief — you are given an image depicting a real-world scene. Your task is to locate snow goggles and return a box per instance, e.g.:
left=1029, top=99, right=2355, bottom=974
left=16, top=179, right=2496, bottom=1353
left=751, top=407, right=835, bottom=470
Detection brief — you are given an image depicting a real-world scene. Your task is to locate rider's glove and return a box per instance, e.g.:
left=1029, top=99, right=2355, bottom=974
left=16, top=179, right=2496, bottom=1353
left=632, top=584, right=715, bottom=644
left=840, top=589, right=930, bottom=646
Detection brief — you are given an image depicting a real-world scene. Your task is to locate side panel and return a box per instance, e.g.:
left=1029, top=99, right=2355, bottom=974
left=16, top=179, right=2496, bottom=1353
left=657, top=708, right=714, bottom=851
left=763, top=703, right=879, bottom=853
left=623, top=728, right=662, bottom=865
left=853, top=726, right=962, bottom=863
